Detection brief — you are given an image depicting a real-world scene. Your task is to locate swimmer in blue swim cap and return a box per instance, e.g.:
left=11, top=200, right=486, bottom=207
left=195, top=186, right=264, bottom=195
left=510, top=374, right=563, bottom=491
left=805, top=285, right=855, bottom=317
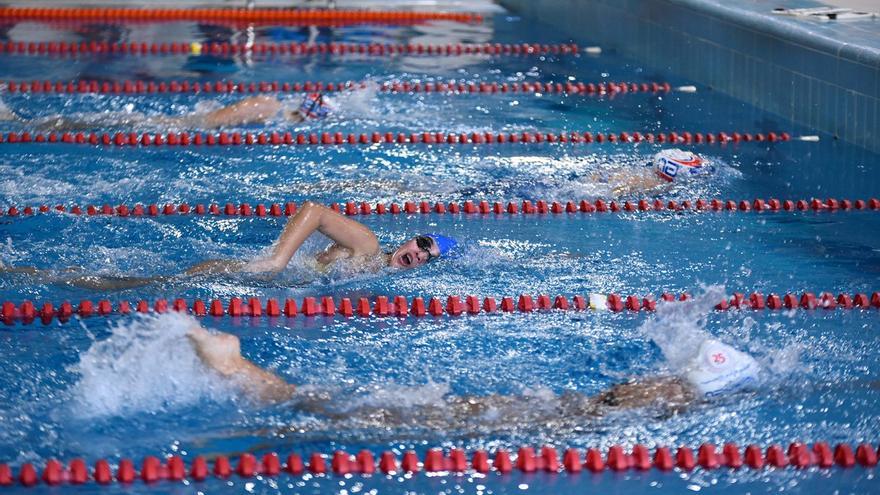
left=237, top=203, right=457, bottom=273
left=5, top=201, right=457, bottom=290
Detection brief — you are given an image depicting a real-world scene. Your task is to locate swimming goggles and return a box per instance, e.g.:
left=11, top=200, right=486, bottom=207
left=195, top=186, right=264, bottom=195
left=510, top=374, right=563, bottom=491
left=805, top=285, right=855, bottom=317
left=415, top=235, right=438, bottom=261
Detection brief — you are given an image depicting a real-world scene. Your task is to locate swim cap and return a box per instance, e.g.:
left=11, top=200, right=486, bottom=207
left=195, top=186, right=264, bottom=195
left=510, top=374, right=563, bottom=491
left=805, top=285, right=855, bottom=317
left=424, top=234, right=458, bottom=257
left=652, top=149, right=707, bottom=182
left=685, top=340, right=760, bottom=397
left=299, top=93, right=330, bottom=119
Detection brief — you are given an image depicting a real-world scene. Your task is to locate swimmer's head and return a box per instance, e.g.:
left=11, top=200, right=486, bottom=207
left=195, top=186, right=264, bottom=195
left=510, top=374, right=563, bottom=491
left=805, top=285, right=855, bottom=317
left=685, top=339, right=761, bottom=397
left=388, top=234, right=457, bottom=269
left=651, top=149, right=710, bottom=182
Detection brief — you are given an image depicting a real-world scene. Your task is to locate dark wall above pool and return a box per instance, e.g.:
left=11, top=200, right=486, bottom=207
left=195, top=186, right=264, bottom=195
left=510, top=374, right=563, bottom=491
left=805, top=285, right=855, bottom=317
left=500, top=0, right=880, bottom=153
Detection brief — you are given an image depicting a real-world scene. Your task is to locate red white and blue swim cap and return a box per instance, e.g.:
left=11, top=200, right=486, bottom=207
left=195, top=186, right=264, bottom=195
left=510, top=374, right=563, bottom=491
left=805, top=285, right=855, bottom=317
left=299, top=93, right=330, bottom=119
left=652, top=149, right=706, bottom=182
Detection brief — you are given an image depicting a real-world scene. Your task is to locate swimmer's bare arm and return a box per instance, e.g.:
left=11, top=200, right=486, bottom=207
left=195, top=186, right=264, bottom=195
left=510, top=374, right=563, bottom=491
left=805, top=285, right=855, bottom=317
left=593, top=376, right=695, bottom=412
left=200, top=95, right=284, bottom=128
left=187, top=324, right=296, bottom=403
left=244, top=201, right=380, bottom=273
left=588, top=170, right=666, bottom=196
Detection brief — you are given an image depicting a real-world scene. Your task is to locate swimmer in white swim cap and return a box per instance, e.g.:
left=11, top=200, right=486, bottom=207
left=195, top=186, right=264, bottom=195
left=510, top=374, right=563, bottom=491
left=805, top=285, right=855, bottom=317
left=0, top=94, right=332, bottom=131
left=684, top=339, right=761, bottom=397
left=184, top=316, right=759, bottom=428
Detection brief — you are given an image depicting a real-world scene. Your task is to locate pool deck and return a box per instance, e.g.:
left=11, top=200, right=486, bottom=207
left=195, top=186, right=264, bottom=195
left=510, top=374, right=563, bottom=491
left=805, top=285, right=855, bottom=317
left=500, top=0, right=880, bottom=153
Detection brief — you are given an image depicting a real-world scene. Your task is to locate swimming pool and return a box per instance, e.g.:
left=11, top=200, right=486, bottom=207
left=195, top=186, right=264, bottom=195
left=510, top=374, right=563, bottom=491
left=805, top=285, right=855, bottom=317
left=0, top=3, right=879, bottom=494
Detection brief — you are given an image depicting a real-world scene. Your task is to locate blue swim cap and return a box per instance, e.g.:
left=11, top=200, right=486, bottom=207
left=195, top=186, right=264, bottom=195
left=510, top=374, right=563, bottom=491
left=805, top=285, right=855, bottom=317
left=424, top=234, right=458, bottom=257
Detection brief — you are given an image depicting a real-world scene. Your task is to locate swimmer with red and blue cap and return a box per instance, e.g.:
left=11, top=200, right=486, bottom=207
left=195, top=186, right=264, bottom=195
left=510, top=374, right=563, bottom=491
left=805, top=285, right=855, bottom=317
left=650, top=149, right=713, bottom=182
left=587, top=149, right=716, bottom=197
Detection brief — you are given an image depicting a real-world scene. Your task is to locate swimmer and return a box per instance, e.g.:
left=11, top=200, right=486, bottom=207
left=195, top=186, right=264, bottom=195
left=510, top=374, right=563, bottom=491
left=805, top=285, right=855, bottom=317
left=593, top=149, right=715, bottom=196
left=2, top=201, right=458, bottom=290
left=186, top=315, right=761, bottom=428
left=0, top=93, right=330, bottom=131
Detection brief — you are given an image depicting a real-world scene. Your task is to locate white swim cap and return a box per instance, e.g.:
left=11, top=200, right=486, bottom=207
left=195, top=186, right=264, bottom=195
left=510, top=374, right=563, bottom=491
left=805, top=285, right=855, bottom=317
left=652, top=149, right=707, bottom=182
left=685, top=340, right=760, bottom=397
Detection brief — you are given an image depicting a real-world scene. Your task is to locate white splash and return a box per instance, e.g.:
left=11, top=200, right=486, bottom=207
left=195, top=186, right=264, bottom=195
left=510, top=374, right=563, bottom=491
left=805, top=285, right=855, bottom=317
left=640, top=285, right=725, bottom=372
left=0, top=93, right=17, bottom=121
left=345, top=381, right=452, bottom=411
left=67, top=313, right=230, bottom=418
left=327, top=82, right=381, bottom=121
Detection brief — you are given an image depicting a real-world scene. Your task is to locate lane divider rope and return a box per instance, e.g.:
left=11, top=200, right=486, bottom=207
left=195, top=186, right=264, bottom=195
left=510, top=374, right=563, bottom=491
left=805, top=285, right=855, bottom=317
left=0, top=79, right=693, bottom=95
left=3, top=198, right=877, bottom=219
left=2, top=442, right=878, bottom=486
left=3, top=291, right=879, bottom=325
left=0, top=41, right=584, bottom=57
left=0, top=130, right=814, bottom=147
left=0, top=7, right=483, bottom=24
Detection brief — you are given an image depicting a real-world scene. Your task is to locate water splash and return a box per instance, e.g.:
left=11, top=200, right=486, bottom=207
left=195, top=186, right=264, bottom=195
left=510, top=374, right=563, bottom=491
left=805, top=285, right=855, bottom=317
left=640, top=286, right=725, bottom=372
left=641, top=285, right=799, bottom=389
left=345, top=381, right=452, bottom=412
left=66, top=313, right=231, bottom=418
left=325, top=83, right=381, bottom=121
left=0, top=93, right=17, bottom=121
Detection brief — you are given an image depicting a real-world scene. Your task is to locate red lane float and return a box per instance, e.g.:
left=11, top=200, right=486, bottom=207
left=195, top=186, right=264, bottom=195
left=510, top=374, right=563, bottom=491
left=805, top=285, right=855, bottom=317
left=0, top=8, right=483, bottom=24
left=1, top=442, right=876, bottom=487
left=0, top=130, right=802, bottom=147
left=0, top=79, right=679, bottom=96
left=4, top=198, right=877, bottom=220
left=2, top=291, right=878, bottom=325
left=0, top=41, right=578, bottom=58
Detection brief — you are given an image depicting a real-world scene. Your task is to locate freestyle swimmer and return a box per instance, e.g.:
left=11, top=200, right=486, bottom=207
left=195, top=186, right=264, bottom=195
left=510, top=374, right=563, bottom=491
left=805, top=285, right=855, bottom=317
left=1, top=201, right=458, bottom=289
left=186, top=315, right=761, bottom=422
left=0, top=93, right=330, bottom=130
left=595, top=149, right=714, bottom=196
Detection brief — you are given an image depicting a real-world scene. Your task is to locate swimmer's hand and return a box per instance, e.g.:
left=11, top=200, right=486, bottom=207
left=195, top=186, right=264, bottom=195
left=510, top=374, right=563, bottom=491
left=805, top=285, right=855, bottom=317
left=187, top=325, right=296, bottom=403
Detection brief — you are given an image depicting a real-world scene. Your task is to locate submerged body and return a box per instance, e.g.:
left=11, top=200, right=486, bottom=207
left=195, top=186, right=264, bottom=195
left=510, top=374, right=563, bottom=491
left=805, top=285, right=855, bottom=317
left=0, top=94, right=329, bottom=130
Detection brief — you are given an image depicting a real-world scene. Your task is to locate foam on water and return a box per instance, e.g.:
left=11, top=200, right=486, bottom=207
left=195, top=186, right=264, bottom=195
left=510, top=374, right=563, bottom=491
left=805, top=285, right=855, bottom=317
left=0, top=93, right=16, bottom=121
left=67, top=312, right=231, bottom=418
left=345, top=381, right=452, bottom=411
left=326, top=83, right=381, bottom=121
left=641, top=286, right=724, bottom=371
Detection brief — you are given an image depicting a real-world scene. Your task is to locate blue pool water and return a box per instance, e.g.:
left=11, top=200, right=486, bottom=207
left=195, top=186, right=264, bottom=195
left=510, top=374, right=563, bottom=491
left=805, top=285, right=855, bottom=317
left=0, top=4, right=879, bottom=494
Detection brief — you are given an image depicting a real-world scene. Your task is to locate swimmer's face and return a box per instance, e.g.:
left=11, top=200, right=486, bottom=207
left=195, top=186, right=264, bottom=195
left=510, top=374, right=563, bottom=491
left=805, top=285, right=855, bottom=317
left=389, top=235, right=440, bottom=269
left=284, top=109, right=305, bottom=123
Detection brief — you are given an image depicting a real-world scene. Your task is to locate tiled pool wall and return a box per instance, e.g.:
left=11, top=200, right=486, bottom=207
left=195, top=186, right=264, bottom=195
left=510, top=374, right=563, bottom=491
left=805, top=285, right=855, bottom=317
left=500, top=0, right=880, bottom=153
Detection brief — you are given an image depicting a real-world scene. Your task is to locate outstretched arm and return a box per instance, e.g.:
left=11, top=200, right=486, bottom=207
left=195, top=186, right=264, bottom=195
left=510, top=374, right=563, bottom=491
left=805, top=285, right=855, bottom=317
left=187, top=324, right=296, bottom=403
left=244, top=201, right=380, bottom=273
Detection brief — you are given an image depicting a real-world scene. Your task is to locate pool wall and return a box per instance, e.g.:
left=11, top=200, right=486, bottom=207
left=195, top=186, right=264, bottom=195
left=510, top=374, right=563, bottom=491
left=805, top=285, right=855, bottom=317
left=500, top=0, right=880, bottom=153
